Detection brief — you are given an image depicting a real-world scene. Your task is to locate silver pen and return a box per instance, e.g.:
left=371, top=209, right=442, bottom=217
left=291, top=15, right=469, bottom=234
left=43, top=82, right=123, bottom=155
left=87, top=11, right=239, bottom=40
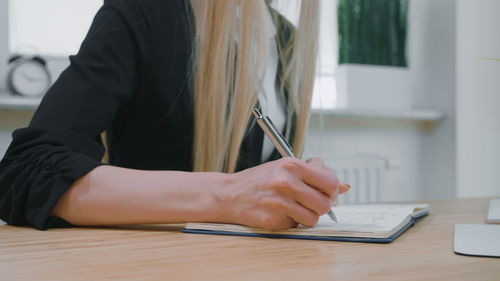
left=252, top=108, right=338, bottom=223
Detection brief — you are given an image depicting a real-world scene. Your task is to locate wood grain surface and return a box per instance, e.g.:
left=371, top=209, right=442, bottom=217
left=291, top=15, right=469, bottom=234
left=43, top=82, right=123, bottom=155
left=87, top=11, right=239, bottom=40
left=1, top=198, right=499, bottom=281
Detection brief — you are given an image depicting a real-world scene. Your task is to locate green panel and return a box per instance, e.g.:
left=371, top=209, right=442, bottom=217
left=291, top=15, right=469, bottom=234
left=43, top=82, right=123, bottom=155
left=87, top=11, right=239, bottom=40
left=338, top=0, right=409, bottom=67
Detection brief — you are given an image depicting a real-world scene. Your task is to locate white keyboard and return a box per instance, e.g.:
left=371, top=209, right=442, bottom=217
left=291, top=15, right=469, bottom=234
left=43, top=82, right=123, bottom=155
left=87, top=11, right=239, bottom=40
left=486, top=199, right=500, bottom=224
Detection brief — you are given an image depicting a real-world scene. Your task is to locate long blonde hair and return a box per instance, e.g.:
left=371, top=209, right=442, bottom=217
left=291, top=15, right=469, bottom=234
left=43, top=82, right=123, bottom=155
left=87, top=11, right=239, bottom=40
left=189, top=0, right=319, bottom=173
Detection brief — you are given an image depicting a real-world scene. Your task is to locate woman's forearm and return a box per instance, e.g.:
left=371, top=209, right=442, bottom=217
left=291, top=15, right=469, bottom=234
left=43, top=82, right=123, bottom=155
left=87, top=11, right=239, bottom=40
left=52, top=165, right=233, bottom=226
left=52, top=158, right=349, bottom=230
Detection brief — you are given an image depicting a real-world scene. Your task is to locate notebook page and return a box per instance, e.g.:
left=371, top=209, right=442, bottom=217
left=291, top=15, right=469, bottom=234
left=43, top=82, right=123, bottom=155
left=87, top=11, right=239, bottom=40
left=312, top=204, right=418, bottom=233
left=185, top=204, right=427, bottom=238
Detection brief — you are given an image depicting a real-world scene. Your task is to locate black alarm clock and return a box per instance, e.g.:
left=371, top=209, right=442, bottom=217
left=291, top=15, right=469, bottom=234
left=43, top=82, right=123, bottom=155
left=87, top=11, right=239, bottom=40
left=6, top=55, right=52, bottom=97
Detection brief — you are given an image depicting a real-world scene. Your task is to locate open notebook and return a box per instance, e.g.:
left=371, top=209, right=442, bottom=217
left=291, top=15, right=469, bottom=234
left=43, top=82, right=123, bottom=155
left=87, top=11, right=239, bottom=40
left=184, top=204, right=429, bottom=243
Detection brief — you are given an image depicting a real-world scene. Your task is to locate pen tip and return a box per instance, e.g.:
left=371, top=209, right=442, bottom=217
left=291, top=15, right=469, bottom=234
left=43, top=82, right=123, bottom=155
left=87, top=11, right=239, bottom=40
left=328, top=211, right=338, bottom=223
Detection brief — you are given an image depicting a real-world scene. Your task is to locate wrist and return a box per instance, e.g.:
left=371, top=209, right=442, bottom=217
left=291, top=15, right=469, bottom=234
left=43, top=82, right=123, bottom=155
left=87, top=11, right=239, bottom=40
left=201, top=172, right=237, bottom=224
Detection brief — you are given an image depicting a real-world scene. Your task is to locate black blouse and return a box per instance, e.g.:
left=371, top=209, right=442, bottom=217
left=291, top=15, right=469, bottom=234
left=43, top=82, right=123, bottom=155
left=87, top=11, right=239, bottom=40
left=0, top=0, right=294, bottom=229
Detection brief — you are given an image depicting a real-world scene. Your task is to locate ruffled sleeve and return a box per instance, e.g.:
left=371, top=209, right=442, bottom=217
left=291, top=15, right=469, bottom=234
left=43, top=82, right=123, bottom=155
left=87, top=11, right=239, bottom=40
left=0, top=0, right=157, bottom=229
left=0, top=129, right=104, bottom=228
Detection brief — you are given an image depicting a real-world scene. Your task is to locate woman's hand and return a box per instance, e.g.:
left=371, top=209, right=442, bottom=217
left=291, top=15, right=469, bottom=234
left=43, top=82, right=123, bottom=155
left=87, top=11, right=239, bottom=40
left=306, top=157, right=351, bottom=206
left=218, top=157, right=350, bottom=231
left=52, top=158, right=349, bottom=229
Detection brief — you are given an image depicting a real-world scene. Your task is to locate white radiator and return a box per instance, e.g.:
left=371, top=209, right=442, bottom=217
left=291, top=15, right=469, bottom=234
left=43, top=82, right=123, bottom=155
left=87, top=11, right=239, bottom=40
left=325, top=156, right=388, bottom=204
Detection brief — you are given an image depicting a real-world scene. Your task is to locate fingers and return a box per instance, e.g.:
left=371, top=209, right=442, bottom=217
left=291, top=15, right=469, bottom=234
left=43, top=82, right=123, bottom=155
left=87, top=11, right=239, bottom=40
left=284, top=200, right=319, bottom=227
left=305, top=157, right=325, bottom=168
left=278, top=158, right=339, bottom=198
left=305, top=158, right=351, bottom=194
left=275, top=159, right=352, bottom=217
left=258, top=197, right=320, bottom=229
left=253, top=208, right=297, bottom=230
left=339, top=183, right=351, bottom=194
left=279, top=178, right=332, bottom=216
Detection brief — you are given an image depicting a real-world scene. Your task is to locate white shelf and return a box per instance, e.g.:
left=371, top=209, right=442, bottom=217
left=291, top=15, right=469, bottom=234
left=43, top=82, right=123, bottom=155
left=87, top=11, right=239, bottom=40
left=311, top=108, right=446, bottom=122
left=0, top=91, right=42, bottom=110
left=0, top=91, right=446, bottom=122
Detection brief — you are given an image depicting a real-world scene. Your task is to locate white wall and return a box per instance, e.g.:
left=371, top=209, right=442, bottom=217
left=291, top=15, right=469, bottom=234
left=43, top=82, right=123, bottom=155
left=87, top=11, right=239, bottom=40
left=456, top=0, right=500, bottom=198
left=9, top=0, right=101, bottom=56
left=0, top=0, right=9, bottom=91
left=0, top=0, right=80, bottom=158
left=410, top=0, right=457, bottom=199
left=0, top=0, right=13, bottom=159
left=304, top=0, right=457, bottom=202
left=303, top=117, right=424, bottom=203
left=0, top=111, right=33, bottom=156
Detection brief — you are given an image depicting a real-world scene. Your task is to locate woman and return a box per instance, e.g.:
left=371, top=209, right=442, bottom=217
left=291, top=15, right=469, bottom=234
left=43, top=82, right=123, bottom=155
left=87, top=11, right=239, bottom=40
left=0, top=0, right=349, bottom=230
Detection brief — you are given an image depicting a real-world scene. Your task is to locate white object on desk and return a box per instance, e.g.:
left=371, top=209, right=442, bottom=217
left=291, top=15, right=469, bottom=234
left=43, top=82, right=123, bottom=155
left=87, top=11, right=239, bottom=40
left=454, top=224, right=500, bottom=258
left=486, top=198, right=500, bottom=224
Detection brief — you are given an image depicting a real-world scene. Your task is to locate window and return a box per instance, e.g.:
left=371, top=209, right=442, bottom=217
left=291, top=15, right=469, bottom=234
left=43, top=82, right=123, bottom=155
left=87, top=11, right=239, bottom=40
left=273, top=0, right=339, bottom=109
left=313, top=0, right=338, bottom=109
left=9, top=0, right=102, bottom=57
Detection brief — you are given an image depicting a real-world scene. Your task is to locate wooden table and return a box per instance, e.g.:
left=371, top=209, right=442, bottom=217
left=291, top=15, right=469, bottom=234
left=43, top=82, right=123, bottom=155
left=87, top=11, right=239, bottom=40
left=1, top=198, right=499, bottom=281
